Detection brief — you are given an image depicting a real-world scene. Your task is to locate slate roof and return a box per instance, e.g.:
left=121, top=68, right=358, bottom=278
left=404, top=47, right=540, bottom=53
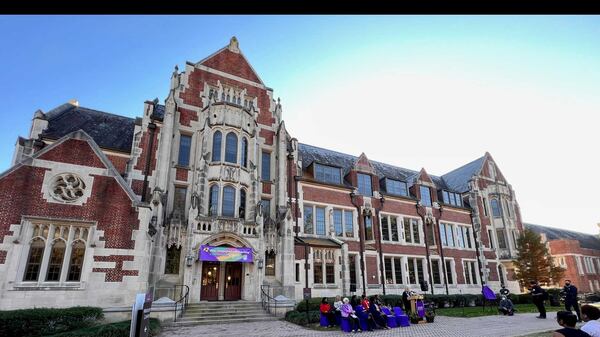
left=524, top=223, right=600, bottom=250
left=441, top=156, right=486, bottom=193
left=298, top=143, right=469, bottom=193
left=41, top=103, right=136, bottom=153
left=152, top=104, right=165, bottom=121
left=294, top=237, right=342, bottom=248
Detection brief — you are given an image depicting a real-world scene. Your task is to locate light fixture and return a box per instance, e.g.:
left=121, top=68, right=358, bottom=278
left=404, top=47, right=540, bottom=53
left=186, top=255, right=195, bottom=267
left=258, top=259, right=264, bottom=269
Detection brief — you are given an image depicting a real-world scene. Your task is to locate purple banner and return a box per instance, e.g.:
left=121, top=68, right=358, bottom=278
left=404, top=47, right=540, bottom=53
left=199, top=245, right=253, bottom=263
left=416, top=299, right=425, bottom=318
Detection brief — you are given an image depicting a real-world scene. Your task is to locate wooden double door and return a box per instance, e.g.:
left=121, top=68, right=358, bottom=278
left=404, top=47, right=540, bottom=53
left=200, top=262, right=242, bottom=301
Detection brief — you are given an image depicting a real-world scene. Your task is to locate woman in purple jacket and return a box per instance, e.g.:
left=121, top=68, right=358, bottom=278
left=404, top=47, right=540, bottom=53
left=341, top=297, right=361, bottom=333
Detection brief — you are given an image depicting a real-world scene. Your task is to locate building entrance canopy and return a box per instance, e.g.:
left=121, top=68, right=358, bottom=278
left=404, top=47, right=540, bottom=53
left=199, top=245, right=253, bottom=263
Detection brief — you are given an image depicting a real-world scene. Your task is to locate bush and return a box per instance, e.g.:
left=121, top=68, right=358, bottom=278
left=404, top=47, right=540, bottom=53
left=0, top=307, right=103, bottom=337
left=47, top=319, right=160, bottom=337
left=284, top=310, right=320, bottom=326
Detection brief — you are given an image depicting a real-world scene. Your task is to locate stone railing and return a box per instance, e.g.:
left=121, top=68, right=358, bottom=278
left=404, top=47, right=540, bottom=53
left=499, top=248, right=513, bottom=260
left=195, top=216, right=258, bottom=237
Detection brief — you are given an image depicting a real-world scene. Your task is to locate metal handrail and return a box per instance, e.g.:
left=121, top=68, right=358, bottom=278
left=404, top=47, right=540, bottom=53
left=173, top=284, right=190, bottom=322
left=260, top=285, right=278, bottom=315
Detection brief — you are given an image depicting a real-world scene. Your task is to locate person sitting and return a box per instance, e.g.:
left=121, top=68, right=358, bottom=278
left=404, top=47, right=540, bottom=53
left=361, top=294, right=370, bottom=310
left=341, top=297, right=362, bottom=333
left=369, top=296, right=390, bottom=329
left=350, top=294, right=360, bottom=308
left=333, top=295, right=343, bottom=312
left=581, top=305, right=600, bottom=337
left=357, top=294, right=376, bottom=331
left=552, top=311, right=591, bottom=337
left=320, top=298, right=337, bottom=328
left=498, top=295, right=515, bottom=316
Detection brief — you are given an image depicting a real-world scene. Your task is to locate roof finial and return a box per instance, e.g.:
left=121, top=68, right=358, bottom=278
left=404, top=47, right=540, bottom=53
left=68, top=99, right=79, bottom=107
left=228, top=36, right=240, bottom=53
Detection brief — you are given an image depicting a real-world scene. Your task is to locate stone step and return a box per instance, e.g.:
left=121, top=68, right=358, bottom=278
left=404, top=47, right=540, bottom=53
left=182, top=309, right=267, bottom=317
left=173, top=316, right=276, bottom=326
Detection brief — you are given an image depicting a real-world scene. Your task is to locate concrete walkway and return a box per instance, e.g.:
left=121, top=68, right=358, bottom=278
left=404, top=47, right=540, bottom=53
left=159, top=312, right=559, bottom=337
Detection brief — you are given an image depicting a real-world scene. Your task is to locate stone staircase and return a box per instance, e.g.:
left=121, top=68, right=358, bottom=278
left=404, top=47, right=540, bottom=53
left=173, top=301, right=275, bottom=326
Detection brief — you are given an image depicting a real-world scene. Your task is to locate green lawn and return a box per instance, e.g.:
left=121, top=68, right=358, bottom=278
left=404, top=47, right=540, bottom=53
left=436, top=304, right=561, bottom=318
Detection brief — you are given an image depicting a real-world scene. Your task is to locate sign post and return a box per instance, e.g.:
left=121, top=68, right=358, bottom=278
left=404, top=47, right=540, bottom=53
left=130, top=293, right=153, bottom=337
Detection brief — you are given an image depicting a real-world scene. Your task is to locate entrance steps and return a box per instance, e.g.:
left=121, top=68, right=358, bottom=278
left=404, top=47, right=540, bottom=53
left=174, top=301, right=275, bottom=326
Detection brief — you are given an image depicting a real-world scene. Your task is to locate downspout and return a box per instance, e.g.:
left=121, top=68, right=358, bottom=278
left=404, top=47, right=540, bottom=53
left=141, top=122, right=157, bottom=202
left=435, top=206, right=450, bottom=295
left=416, top=203, right=435, bottom=295
left=470, top=210, right=485, bottom=291
left=374, top=198, right=386, bottom=295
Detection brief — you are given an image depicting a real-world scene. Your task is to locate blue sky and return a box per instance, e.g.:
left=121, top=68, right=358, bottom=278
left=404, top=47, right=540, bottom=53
left=0, top=16, right=599, bottom=233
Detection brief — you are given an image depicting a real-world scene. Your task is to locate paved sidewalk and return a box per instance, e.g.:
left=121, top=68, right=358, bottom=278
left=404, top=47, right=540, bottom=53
left=159, top=313, right=558, bottom=337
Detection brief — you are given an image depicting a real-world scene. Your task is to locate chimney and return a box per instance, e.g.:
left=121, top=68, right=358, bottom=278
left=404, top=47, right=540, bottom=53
left=68, top=99, right=79, bottom=107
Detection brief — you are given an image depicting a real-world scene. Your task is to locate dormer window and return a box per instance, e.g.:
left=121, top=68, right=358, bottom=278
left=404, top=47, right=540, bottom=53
left=314, top=163, right=342, bottom=185
left=419, top=186, right=432, bottom=207
left=385, top=179, right=408, bottom=197
left=442, top=190, right=462, bottom=207
left=357, top=173, right=372, bottom=196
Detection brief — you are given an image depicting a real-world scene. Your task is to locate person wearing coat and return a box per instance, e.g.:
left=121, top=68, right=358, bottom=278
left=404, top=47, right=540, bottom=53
left=368, top=296, right=390, bottom=329
left=564, top=280, right=582, bottom=322
left=340, top=297, right=361, bottom=333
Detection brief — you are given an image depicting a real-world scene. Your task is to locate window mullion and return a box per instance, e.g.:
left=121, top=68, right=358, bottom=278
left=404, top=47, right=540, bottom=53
left=39, top=225, right=55, bottom=284
left=60, top=226, right=75, bottom=283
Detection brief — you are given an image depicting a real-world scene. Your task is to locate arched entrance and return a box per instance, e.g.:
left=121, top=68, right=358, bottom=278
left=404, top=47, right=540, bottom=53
left=198, top=234, right=256, bottom=301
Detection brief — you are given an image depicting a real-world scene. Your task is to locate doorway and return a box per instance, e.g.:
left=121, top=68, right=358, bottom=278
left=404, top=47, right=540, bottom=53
left=201, top=261, right=220, bottom=300
left=224, top=262, right=242, bottom=300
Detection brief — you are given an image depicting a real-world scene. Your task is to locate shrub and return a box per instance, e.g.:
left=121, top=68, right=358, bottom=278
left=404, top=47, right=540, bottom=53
left=0, top=306, right=103, bottom=337
left=46, top=319, right=160, bottom=337
left=284, top=310, right=320, bottom=326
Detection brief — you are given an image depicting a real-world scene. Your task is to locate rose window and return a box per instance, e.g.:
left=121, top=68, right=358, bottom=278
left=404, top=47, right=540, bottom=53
left=50, top=173, right=86, bottom=203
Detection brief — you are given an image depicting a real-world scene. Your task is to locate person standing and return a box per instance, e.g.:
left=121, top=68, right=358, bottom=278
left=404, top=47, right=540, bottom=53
left=552, top=311, right=591, bottom=337
left=580, top=305, right=600, bottom=337
left=402, top=287, right=412, bottom=314
left=564, top=280, right=582, bottom=322
left=530, top=280, right=547, bottom=319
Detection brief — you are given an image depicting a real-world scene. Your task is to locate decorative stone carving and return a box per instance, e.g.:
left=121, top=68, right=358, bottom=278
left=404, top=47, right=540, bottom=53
left=50, top=173, right=86, bottom=203
left=221, top=166, right=239, bottom=183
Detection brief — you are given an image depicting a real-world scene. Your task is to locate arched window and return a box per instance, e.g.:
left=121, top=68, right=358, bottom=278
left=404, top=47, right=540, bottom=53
left=265, top=250, right=276, bottom=276
left=23, top=238, right=45, bottom=281
left=221, top=92, right=225, bottom=101
left=225, top=132, right=238, bottom=164
left=237, top=97, right=241, bottom=105
left=241, top=138, right=248, bottom=168
left=239, top=189, right=247, bottom=219
left=46, top=240, right=66, bottom=281
left=212, top=131, right=222, bottom=162
left=222, top=186, right=236, bottom=217
left=209, top=185, right=219, bottom=216
left=164, top=245, right=181, bottom=274
left=67, top=241, right=86, bottom=281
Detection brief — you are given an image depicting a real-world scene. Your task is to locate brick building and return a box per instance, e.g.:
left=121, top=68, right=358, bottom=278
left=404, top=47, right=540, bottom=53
left=526, top=223, right=600, bottom=293
left=0, top=37, right=525, bottom=311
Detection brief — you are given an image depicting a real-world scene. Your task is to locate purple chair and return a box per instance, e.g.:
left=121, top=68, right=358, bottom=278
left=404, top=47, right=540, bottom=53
left=393, top=306, right=410, bottom=327
left=340, top=317, right=353, bottom=333
left=354, top=305, right=370, bottom=331
left=382, top=307, right=398, bottom=328
left=320, top=313, right=329, bottom=327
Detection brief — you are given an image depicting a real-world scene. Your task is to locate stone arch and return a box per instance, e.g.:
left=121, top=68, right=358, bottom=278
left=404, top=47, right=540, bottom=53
left=197, top=232, right=256, bottom=253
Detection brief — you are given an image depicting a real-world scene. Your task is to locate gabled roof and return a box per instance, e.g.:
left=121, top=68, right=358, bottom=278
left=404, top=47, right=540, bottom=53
left=41, top=103, right=135, bottom=153
left=2, top=129, right=146, bottom=207
left=524, top=223, right=600, bottom=250
left=441, top=155, right=486, bottom=193
left=196, top=37, right=264, bottom=84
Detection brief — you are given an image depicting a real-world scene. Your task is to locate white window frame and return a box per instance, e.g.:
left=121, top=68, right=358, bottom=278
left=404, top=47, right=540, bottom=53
left=16, top=219, right=94, bottom=289
left=462, top=259, right=480, bottom=285
left=402, top=217, right=423, bottom=246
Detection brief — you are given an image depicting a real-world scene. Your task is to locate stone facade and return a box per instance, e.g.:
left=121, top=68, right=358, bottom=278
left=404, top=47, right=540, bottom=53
left=1, top=37, right=532, bottom=312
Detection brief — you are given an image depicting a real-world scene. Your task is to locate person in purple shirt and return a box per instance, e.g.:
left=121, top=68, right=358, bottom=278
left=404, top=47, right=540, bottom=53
left=341, top=297, right=361, bottom=333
